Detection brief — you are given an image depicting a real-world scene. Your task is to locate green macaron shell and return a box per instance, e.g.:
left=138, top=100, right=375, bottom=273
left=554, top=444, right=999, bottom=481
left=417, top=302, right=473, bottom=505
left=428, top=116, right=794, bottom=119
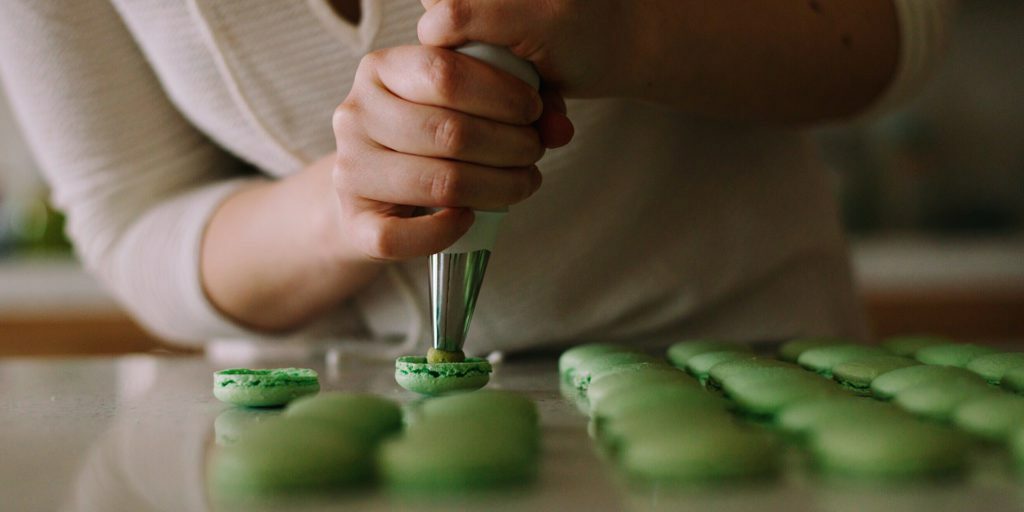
left=284, top=392, right=402, bottom=442
left=707, top=358, right=800, bottom=389
left=558, top=344, right=628, bottom=383
left=723, top=372, right=845, bottom=418
left=870, top=364, right=986, bottom=400
left=592, top=382, right=727, bottom=423
left=213, top=368, right=320, bottom=407
left=394, top=356, right=492, bottom=396
left=571, top=351, right=659, bottom=390
left=965, top=352, right=1024, bottom=384
left=417, top=390, right=538, bottom=426
left=685, top=351, right=759, bottom=385
left=952, top=395, right=1024, bottom=442
left=1002, top=366, right=1024, bottom=394
left=209, top=417, right=372, bottom=494
left=880, top=336, right=952, bottom=357
left=894, top=380, right=1000, bottom=421
left=586, top=366, right=691, bottom=402
left=831, top=356, right=920, bottom=394
left=797, top=345, right=889, bottom=378
left=915, top=343, right=998, bottom=368
left=1010, top=427, right=1024, bottom=468
left=775, top=397, right=906, bottom=441
left=379, top=421, right=538, bottom=491
left=619, top=424, right=780, bottom=483
left=777, top=338, right=848, bottom=363
left=598, top=407, right=736, bottom=455
left=666, top=340, right=750, bottom=369
left=213, top=408, right=282, bottom=446
left=809, top=419, right=970, bottom=478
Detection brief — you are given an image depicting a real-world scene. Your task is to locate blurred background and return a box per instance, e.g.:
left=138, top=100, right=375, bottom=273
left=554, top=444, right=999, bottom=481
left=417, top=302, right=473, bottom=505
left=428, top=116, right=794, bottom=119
left=1, top=0, right=1021, bottom=356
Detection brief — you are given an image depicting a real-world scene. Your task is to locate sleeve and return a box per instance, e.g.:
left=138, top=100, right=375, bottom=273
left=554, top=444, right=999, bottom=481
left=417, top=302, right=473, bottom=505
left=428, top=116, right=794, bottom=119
left=0, top=0, right=272, bottom=345
left=866, top=0, right=959, bottom=115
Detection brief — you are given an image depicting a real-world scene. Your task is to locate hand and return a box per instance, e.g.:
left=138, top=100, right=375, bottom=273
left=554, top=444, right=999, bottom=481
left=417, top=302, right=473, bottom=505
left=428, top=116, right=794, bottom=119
left=331, top=45, right=567, bottom=262
left=417, top=0, right=639, bottom=98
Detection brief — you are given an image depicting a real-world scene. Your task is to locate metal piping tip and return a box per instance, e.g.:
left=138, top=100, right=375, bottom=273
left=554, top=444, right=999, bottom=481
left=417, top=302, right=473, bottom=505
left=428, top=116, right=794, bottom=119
left=429, top=250, right=491, bottom=352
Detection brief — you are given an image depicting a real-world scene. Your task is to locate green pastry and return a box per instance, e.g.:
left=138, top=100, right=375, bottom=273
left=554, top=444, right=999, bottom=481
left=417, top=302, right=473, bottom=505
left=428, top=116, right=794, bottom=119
left=685, top=351, right=759, bottom=385
left=831, top=356, right=920, bottom=395
left=213, top=368, right=320, bottom=408
left=777, top=337, right=848, bottom=363
left=1010, top=426, right=1024, bottom=468
left=893, top=380, right=1000, bottom=421
left=598, top=407, right=736, bottom=456
left=965, top=352, right=1024, bottom=384
left=775, top=396, right=906, bottom=441
left=723, top=372, right=845, bottom=418
left=394, top=356, right=492, bottom=396
left=666, top=340, right=750, bottom=369
left=208, top=417, right=373, bottom=494
left=915, top=343, right=998, bottom=368
left=880, top=335, right=952, bottom=357
left=797, top=345, right=889, bottom=378
left=570, top=351, right=659, bottom=391
left=379, top=421, right=537, bottom=491
left=1002, top=366, right=1024, bottom=394
left=809, top=418, right=969, bottom=478
left=586, top=366, right=693, bottom=408
left=952, top=395, right=1024, bottom=442
left=870, top=365, right=985, bottom=400
left=591, top=381, right=727, bottom=425
left=417, top=390, right=538, bottom=427
left=213, top=408, right=282, bottom=446
left=707, top=358, right=800, bottom=390
left=619, top=423, right=780, bottom=483
left=558, top=344, right=628, bottom=383
left=284, top=392, right=402, bottom=443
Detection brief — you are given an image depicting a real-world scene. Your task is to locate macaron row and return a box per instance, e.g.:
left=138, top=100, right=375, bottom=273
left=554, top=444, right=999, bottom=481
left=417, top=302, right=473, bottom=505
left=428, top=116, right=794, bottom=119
left=208, top=389, right=539, bottom=497
left=559, top=344, right=783, bottom=484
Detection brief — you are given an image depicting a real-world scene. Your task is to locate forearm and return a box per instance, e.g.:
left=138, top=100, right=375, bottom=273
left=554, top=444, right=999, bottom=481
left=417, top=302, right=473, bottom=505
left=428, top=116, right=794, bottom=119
left=628, top=0, right=900, bottom=123
left=200, top=155, right=384, bottom=332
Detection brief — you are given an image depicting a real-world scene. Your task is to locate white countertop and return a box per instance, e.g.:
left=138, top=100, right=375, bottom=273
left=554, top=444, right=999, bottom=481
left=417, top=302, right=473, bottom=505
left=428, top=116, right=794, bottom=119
left=2, top=353, right=1023, bottom=512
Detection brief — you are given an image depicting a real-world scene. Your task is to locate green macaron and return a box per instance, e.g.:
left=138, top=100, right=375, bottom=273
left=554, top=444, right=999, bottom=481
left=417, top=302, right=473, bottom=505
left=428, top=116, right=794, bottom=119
left=777, top=337, right=848, bottom=363
left=558, top=344, right=628, bottom=383
left=598, top=407, right=736, bottom=456
left=213, top=408, right=282, bottom=446
left=618, top=424, right=781, bottom=483
left=775, top=396, right=906, bottom=441
left=394, top=356, right=492, bottom=396
left=965, top=352, right=1024, bottom=384
left=831, top=356, right=920, bottom=395
left=213, top=368, right=320, bottom=408
left=208, top=417, right=373, bottom=495
left=284, top=392, right=402, bottom=443
left=591, top=381, right=727, bottom=425
left=570, top=351, right=659, bottom=391
left=880, top=336, right=952, bottom=357
left=915, top=343, right=998, bottom=368
left=893, top=379, right=1000, bottom=421
left=706, top=358, right=800, bottom=390
left=417, top=390, right=538, bottom=427
left=586, top=367, right=694, bottom=409
left=870, top=364, right=986, bottom=400
left=379, top=421, right=538, bottom=491
left=723, top=371, right=845, bottom=418
left=952, top=394, right=1024, bottom=443
left=666, top=340, right=750, bottom=369
left=797, top=344, right=889, bottom=378
left=1010, top=426, right=1024, bottom=469
left=809, top=418, right=970, bottom=478
left=685, top=351, right=759, bottom=385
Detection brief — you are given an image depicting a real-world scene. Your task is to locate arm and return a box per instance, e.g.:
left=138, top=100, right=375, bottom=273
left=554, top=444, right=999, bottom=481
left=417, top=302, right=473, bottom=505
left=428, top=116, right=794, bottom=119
left=418, top=0, right=956, bottom=124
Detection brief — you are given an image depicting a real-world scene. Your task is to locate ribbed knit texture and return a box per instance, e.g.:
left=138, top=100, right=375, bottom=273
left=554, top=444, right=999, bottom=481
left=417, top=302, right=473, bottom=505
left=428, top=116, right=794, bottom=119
left=0, top=0, right=951, bottom=352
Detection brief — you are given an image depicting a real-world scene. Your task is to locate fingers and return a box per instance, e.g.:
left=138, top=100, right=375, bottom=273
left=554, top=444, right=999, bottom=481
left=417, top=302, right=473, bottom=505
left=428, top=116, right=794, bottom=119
left=363, top=45, right=542, bottom=125
left=335, top=147, right=542, bottom=211
left=417, top=0, right=538, bottom=50
left=352, top=207, right=476, bottom=261
left=536, top=87, right=574, bottom=149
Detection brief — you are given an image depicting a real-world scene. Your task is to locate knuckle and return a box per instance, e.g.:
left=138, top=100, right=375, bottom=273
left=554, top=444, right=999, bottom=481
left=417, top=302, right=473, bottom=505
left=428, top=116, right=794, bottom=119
left=422, top=49, right=460, bottom=101
left=331, top=102, right=359, bottom=135
left=428, top=164, right=464, bottom=206
left=362, top=224, right=398, bottom=261
left=429, top=113, right=466, bottom=155
left=441, top=1, right=472, bottom=31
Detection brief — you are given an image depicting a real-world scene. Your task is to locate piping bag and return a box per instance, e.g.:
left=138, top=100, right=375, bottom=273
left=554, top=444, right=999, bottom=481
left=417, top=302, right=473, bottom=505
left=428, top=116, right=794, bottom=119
left=429, top=43, right=540, bottom=356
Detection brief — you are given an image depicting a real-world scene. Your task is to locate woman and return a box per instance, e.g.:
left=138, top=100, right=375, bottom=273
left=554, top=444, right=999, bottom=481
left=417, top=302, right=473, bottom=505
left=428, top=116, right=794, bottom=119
left=0, top=1, right=954, bottom=355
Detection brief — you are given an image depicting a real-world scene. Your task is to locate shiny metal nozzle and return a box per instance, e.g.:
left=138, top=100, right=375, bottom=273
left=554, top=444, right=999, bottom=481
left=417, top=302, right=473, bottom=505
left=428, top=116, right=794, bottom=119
left=429, top=250, right=491, bottom=352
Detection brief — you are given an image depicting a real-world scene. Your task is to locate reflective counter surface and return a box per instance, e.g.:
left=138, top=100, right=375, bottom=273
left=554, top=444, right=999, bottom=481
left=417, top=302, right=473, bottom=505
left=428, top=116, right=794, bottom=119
left=3, top=353, right=1023, bottom=511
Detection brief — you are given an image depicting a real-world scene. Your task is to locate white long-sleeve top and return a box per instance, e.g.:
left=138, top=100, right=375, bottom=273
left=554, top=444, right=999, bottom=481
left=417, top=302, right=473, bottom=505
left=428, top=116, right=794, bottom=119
left=0, top=0, right=954, bottom=355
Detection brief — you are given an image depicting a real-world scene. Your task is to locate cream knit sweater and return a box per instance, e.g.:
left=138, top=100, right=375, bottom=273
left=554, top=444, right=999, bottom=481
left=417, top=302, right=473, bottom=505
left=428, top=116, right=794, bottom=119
left=0, top=0, right=954, bottom=355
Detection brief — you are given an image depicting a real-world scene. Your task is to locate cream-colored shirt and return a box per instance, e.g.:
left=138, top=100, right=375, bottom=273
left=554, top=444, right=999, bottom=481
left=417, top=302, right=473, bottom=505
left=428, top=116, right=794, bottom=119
left=0, top=0, right=954, bottom=356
